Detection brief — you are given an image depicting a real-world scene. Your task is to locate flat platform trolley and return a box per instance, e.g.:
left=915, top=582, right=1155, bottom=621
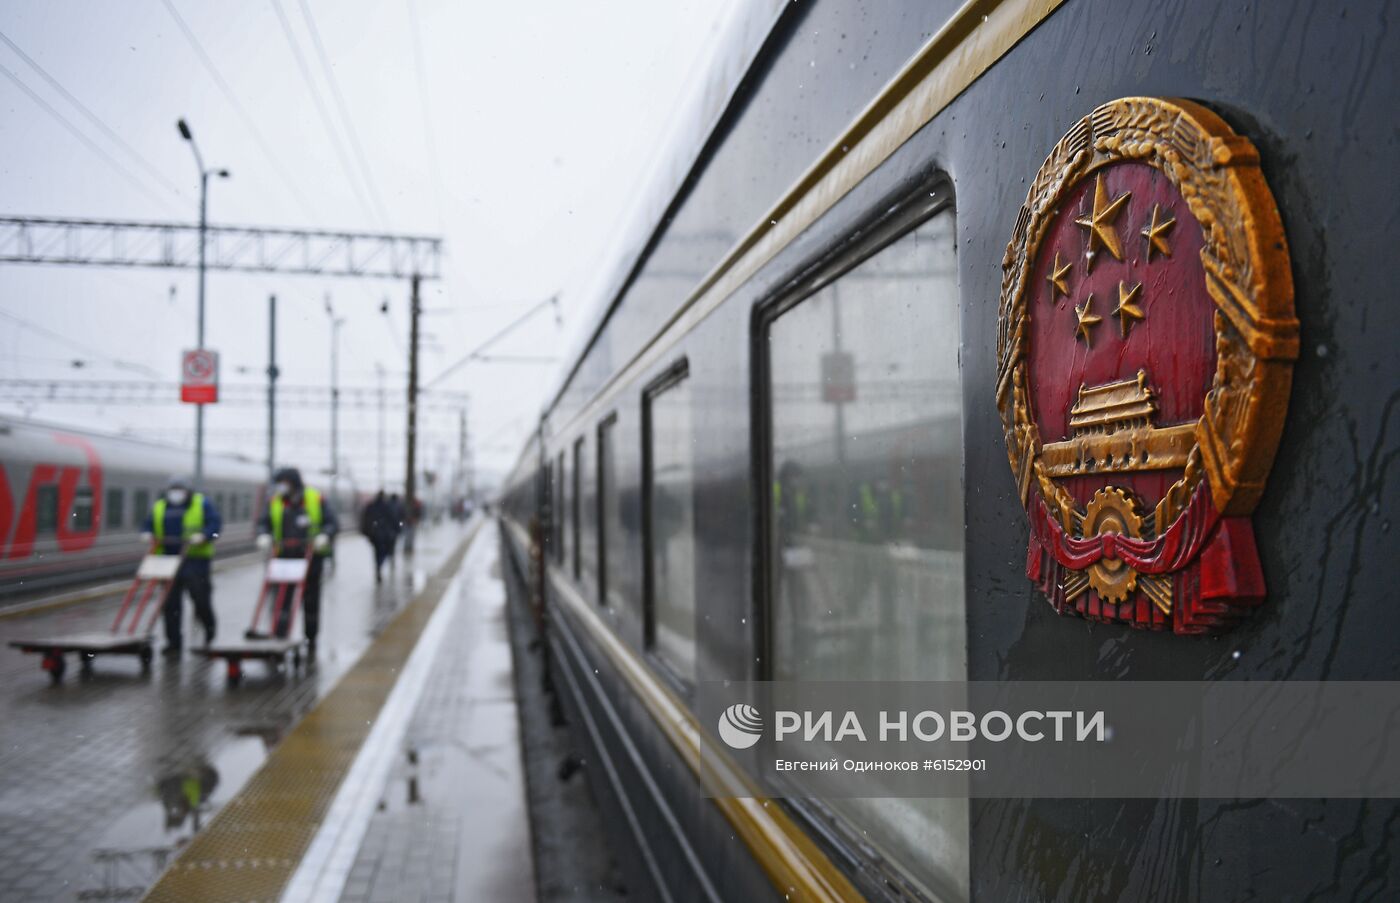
left=196, top=552, right=311, bottom=686
left=9, top=553, right=182, bottom=684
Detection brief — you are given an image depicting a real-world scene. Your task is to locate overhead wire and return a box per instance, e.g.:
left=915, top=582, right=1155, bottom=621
left=0, top=30, right=186, bottom=200
left=157, top=0, right=321, bottom=223
left=268, top=0, right=383, bottom=230
left=403, top=0, right=473, bottom=381
left=294, top=0, right=393, bottom=229
left=404, top=0, right=445, bottom=233
left=0, top=308, right=163, bottom=379
left=425, top=295, right=560, bottom=389
left=0, top=61, right=178, bottom=213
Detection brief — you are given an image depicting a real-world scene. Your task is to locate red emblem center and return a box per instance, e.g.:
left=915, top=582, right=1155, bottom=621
left=1027, top=162, right=1215, bottom=516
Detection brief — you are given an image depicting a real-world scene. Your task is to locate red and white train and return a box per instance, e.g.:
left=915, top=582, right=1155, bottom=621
left=0, top=416, right=269, bottom=596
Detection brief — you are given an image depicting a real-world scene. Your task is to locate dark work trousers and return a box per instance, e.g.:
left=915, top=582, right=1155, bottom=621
left=274, top=554, right=326, bottom=642
left=371, top=537, right=393, bottom=580
left=164, top=559, right=216, bottom=647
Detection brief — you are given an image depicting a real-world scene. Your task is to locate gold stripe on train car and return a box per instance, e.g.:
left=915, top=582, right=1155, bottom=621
left=142, top=523, right=479, bottom=903
left=550, top=0, right=1066, bottom=442
left=504, top=516, right=862, bottom=901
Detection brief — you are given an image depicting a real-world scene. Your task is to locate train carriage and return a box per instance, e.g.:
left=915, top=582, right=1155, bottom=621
left=499, top=1, right=1397, bottom=900
left=0, top=416, right=269, bottom=595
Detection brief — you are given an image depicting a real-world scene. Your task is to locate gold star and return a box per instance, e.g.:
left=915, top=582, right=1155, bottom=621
left=1046, top=251, right=1072, bottom=299
left=1115, top=281, right=1144, bottom=337
left=1075, top=294, right=1102, bottom=347
left=1140, top=203, right=1176, bottom=260
left=1074, top=174, right=1132, bottom=271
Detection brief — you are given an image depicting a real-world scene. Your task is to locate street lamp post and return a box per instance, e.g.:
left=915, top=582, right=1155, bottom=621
left=177, top=118, right=229, bottom=487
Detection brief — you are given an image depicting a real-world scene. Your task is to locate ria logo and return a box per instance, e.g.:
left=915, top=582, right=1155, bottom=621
left=718, top=703, right=764, bottom=750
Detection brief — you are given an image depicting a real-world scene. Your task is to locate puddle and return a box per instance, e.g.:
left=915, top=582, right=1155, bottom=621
left=75, top=734, right=269, bottom=899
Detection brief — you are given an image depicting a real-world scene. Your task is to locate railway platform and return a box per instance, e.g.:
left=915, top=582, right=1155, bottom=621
left=0, top=518, right=569, bottom=903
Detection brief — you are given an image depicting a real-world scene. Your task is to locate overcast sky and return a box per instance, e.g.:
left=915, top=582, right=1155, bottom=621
left=0, top=0, right=740, bottom=492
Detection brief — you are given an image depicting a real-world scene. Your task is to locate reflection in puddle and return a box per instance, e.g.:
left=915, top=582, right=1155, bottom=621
left=78, top=736, right=268, bottom=900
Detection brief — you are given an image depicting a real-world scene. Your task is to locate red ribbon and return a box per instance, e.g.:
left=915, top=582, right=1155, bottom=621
left=1030, top=482, right=1219, bottom=575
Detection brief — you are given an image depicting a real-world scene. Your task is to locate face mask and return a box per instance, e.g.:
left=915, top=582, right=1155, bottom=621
left=167, top=489, right=189, bottom=505
left=275, top=482, right=292, bottom=497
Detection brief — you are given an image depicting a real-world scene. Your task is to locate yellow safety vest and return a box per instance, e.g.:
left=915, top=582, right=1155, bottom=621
left=268, top=488, right=327, bottom=556
left=152, top=493, right=213, bottom=559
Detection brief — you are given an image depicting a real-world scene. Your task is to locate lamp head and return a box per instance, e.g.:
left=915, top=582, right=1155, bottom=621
left=177, top=119, right=192, bottom=141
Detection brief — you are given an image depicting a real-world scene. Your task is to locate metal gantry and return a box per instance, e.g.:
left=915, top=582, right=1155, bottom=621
left=0, top=379, right=466, bottom=412
left=0, top=213, right=444, bottom=510
left=0, top=216, right=442, bottom=280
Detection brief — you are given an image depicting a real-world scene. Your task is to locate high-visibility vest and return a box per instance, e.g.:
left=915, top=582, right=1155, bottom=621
left=152, top=493, right=213, bottom=559
left=773, top=481, right=808, bottom=522
left=859, top=484, right=880, bottom=522
left=268, top=488, right=327, bottom=556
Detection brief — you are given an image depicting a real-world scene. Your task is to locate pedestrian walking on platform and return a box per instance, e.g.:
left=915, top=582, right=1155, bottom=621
left=388, top=493, right=406, bottom=555
left=360, top=490, right=397, bottom=583
left=140, top=475, right=220, bottom=655
left=255, top=467, right=339, bottom=658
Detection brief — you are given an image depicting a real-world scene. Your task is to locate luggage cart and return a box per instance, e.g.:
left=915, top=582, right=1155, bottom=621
left=196, top=547, right=313, bottom=686
left=9, top=552, right=182, bottom=684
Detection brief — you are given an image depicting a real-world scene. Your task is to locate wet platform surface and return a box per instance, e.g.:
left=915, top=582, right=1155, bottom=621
left=337, top=531, right=535, bottom=903
left=0, top=521, right=470, bottom=902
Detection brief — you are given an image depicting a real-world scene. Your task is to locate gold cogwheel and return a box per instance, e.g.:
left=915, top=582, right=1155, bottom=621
left=1082, top=487, right=1143, bottom=605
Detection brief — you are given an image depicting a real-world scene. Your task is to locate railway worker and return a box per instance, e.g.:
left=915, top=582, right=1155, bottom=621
left=255, top=467, right=339, bottom=657
left=139, top=475, right=221, bottom=655
left=359, top=490, right=397, bottom=583
left=773, top=460, right=812, bottom=550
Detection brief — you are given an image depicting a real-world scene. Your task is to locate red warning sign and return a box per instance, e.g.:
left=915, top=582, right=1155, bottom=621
left=180, top=349, right=219, bottom=404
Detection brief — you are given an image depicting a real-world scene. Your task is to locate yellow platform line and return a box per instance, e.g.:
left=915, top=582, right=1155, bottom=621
left=143, top=523, right=479, bottom=903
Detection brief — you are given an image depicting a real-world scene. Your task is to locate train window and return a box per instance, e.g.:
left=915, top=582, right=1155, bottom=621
left=215, top=493, right=226, bottom=519
left=35, top=485, right=59, bottom=534
left=761, top=195, right=967, bottom=901
left=133, top=489, right=150, bottom=527
left=578, top=433, right=598, bottom=596
left=105, top=488, right=125, bottom=528
left=597, top=413, right=623, bottom=608
left=555, top=451, right=566, bottom=565
left=541, top=460, right=554, bottom=558
left=70, top=487, right=94, bottom=531
left=572, top=437, right=584, bottom=580
left=642, top=361, right=696, bottom=686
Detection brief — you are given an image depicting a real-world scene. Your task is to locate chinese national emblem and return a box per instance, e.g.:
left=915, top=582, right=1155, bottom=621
left=996, top=97, right=1298, bottom=634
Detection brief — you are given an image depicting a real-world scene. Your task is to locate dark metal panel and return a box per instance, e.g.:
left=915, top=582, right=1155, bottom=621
left=522, top=0, right=1398, bottom=899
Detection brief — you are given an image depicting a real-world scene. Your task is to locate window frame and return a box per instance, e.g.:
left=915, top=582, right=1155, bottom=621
left=133, top=489, right=151, bottom=528
left=571, top=437, right=584, bottom=580
left=640, top=357, right=693, bottom=692
left=595, top=412, right=618, bottom=607
left=34, top=484, right=60, bottom=534
left=541, top=459, right=554, bottom=561
left=751, top=175, right=955, bottom=682
left=555, top=451, right=566, bottom=564
left=69, top=486, right=95, bottom=532
left=750, top=176, right=961, bottom=902
left=105, top=487, right=126, bottom=529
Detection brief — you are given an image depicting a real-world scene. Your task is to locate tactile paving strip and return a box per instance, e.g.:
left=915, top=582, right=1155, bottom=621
left=142, top=527, right=476, bottom=903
